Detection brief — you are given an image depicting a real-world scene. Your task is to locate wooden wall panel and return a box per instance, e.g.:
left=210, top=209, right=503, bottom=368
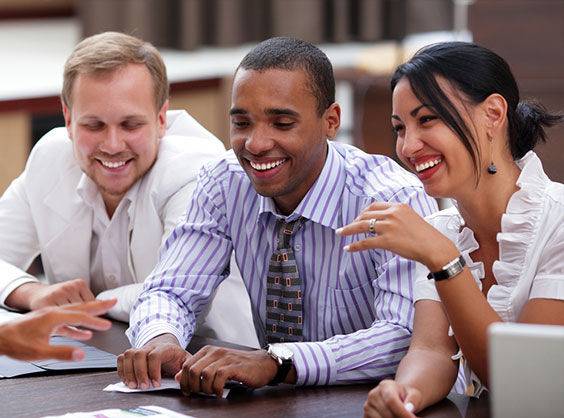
left=470, top=0, right=564, bottom=182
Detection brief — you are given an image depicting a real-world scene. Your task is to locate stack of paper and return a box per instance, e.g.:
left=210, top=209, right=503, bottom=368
left=42, top=405, right=195, bottom=418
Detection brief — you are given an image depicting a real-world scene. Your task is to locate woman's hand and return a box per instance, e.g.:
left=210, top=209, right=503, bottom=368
left=364, top=380, right=421, bottom=418
left=337, top=202, right=458, bottom=270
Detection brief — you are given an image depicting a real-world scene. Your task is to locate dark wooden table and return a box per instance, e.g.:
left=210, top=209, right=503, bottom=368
left=0, top=321, right=490, bottom=417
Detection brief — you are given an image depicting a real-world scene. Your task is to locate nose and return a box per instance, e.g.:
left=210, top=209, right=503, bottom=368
left=99, top=126, right=126, bottom=154
left=244, top=125, right=275, bottom=156
left=398, top=128, right=424, bottom=158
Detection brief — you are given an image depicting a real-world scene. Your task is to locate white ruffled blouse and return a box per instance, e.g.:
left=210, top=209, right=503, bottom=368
left=413, top=151, right=564, bottom=395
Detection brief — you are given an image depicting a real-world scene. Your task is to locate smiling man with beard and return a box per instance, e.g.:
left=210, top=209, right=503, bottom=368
left=0, top=32, right=255, bottom=346
left=120, top=37, right=438, bottom=395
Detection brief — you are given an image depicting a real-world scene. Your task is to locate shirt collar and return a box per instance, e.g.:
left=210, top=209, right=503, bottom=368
left=77, top=173, right=141, bottom=222
left=257, top=141, right=346, bottom=229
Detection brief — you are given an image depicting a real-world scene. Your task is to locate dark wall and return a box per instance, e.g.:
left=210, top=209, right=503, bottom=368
left=470, top=0, right=564, bottom=182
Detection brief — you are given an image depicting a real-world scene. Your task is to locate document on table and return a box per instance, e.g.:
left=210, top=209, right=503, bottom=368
left=0, top=310, right=116, bottom=378
left=42, top=405, right=195, bottom=418
left=104, top=378, right=231, bottom=398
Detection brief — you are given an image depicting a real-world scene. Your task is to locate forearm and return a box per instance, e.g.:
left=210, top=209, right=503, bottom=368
left=284, top=322, right=411, bottom=385
left=434, top=271, right=500, bottom=385
left=395, top=347, right=459, bottom=411
left=4, top=281, right=43, bottom=311
left=127, top=290, right=197, bottom=349
left=0, top=323, right=9, bottom=356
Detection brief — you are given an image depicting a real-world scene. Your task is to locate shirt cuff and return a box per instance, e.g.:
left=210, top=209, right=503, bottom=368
left=0, top=275, right=39, bottom=309
left=282, top=341, right=337, bottom=386
left=127, top=321, right=190, bottom=349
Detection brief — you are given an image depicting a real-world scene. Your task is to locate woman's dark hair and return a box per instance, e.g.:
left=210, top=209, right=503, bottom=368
left=391, top=41, right=562, bottom=175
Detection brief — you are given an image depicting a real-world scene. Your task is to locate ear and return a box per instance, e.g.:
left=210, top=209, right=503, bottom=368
left=482, top=93, right=508, bottom=133
left=62, top=100, right=73, bottom=140
left=157, top=99, right=169, bottom=138
left=324, top=102, right=341, bottom=140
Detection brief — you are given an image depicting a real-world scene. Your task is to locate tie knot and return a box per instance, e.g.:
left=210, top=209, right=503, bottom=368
left=276, top=217, right=304, bottom=250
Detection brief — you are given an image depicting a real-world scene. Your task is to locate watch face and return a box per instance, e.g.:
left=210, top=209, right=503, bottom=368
left=269, top=344, right=294, bottom=360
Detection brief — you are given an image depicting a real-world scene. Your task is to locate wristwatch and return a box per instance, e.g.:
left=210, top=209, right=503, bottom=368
left=266, top=344, right=294, bottom=385
left=427, top=255, right=466, bottom=281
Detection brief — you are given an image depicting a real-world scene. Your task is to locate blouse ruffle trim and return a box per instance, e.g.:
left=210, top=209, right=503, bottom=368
left=490, top=151, right=549, bottom=320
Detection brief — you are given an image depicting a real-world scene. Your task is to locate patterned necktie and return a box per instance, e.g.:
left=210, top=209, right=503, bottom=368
left=266, top=217, right=305, bottom=343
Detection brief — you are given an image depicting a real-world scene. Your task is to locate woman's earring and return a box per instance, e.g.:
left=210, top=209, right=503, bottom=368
left=487, top=132, right=497, bottom=175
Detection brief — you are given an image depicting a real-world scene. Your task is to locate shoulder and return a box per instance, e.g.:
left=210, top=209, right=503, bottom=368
left=143, top=133, right=226, bottom=199
left=197, top=149, right=247, bottom=186
left=546, top=180, right=564, bottom=207
left=28, top=127, right=74, bottom=164
left=24, top=127, right=79, bottom=186
left=189, top=150, right=252, bottom=213
left=334, top=142, right=425, bottom=199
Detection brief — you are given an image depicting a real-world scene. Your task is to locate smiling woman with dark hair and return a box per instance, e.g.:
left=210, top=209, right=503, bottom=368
left=338, top=42, right=564, bottom=417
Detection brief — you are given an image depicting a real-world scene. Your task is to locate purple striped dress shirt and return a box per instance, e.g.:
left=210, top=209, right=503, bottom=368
left=127, top=141, right=437, bottom=385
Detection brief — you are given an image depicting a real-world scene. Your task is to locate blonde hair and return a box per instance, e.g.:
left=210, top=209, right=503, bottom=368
left=62, top=31, right=168, bottom=110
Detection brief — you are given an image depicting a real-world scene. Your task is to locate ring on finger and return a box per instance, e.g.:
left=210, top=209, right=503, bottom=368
left=368, top=218, right=377, bottom=234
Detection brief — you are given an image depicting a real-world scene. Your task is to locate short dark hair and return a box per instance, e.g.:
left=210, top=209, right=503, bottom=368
left=391, top=42, right=562, bottom=179
left=237, top=37, right=335, bottom=115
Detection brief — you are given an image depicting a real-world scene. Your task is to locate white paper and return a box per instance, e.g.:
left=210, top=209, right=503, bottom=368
left=104, top=378, right=230, bottom=398
left=43, top=405, right=195, bottom=418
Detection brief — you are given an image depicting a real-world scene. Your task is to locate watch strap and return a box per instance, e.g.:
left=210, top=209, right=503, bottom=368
left=265, top=345, right=293, bottom=386
left=427, top=255, right=466, bottom=281
left=268, top=356, right=293, bottom=385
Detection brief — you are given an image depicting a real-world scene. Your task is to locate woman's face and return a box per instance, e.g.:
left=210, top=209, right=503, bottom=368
left=391, top=77, right=483, bottom=199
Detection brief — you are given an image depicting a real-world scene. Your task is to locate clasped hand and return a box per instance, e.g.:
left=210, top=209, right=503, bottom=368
left=118, top=335, right=279, bottom=397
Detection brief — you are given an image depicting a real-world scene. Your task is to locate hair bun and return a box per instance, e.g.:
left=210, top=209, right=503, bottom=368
left=511, top=101, right=562, bottom=159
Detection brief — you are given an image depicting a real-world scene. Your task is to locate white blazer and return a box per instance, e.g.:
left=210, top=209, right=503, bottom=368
left=0, top=110, right=259, bottom=347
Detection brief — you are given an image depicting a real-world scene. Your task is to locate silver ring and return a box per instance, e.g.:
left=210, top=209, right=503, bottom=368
left=368, top=218, right=377, bottom=234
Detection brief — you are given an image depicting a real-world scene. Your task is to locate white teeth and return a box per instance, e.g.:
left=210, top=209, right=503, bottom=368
left=250, top=159, right=286, bottom=171
left=101, top=160, right=126, bottom=169
left=415, top=158, right=442, bottom=173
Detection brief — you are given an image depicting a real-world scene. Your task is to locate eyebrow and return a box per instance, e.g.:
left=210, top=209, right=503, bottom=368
left=78, top=114, right=147, bottom=122
left=410, top=104, right=428, bottom=117
left=265, top=108, right=299, bottom=117
left=229, top=108, right=300, bottom=117
left=391, top=104, right=431, bottom=121
left=229, top=108, right=247, bottom=116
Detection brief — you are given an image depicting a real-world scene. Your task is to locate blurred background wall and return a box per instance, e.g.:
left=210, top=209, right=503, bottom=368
left=1, top=0, right=563, bottom=195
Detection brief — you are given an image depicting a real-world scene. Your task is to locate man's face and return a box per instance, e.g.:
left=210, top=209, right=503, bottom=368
left=230, top=68, right=340, bottom=214
left=63, top=63, right=168, bottom=211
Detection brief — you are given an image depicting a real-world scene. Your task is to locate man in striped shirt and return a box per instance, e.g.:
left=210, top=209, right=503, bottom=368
left=119, top=37, right=437, bottom=395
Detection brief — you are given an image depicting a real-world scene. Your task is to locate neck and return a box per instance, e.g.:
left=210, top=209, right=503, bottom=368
left=102, top=195, right=122, bottom=219
left=455, top=159, right=520, bottom=244
left=274, top=143, right=329, bottom=216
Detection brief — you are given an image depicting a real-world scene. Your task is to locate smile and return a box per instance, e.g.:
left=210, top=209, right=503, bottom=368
left=99, top=160, right=128, bottom=169
left=415, top=157, right=442, bottom=173
left=249, top=159, right=286, bottom=171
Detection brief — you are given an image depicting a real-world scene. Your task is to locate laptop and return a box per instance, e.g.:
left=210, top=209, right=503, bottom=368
left=489, top=322, right=564, bottom=418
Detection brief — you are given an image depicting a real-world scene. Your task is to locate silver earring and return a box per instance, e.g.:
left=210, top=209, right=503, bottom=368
left=487, top=133, right=497, bottom=175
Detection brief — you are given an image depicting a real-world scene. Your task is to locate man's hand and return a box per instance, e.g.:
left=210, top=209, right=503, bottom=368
left=175, top=346, right=281, bottom=397
left=0, top=298, right=115, bottom=361
left=5, top=278, right=95, bottom=311
left=117, top=334, right=189, bottom=390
